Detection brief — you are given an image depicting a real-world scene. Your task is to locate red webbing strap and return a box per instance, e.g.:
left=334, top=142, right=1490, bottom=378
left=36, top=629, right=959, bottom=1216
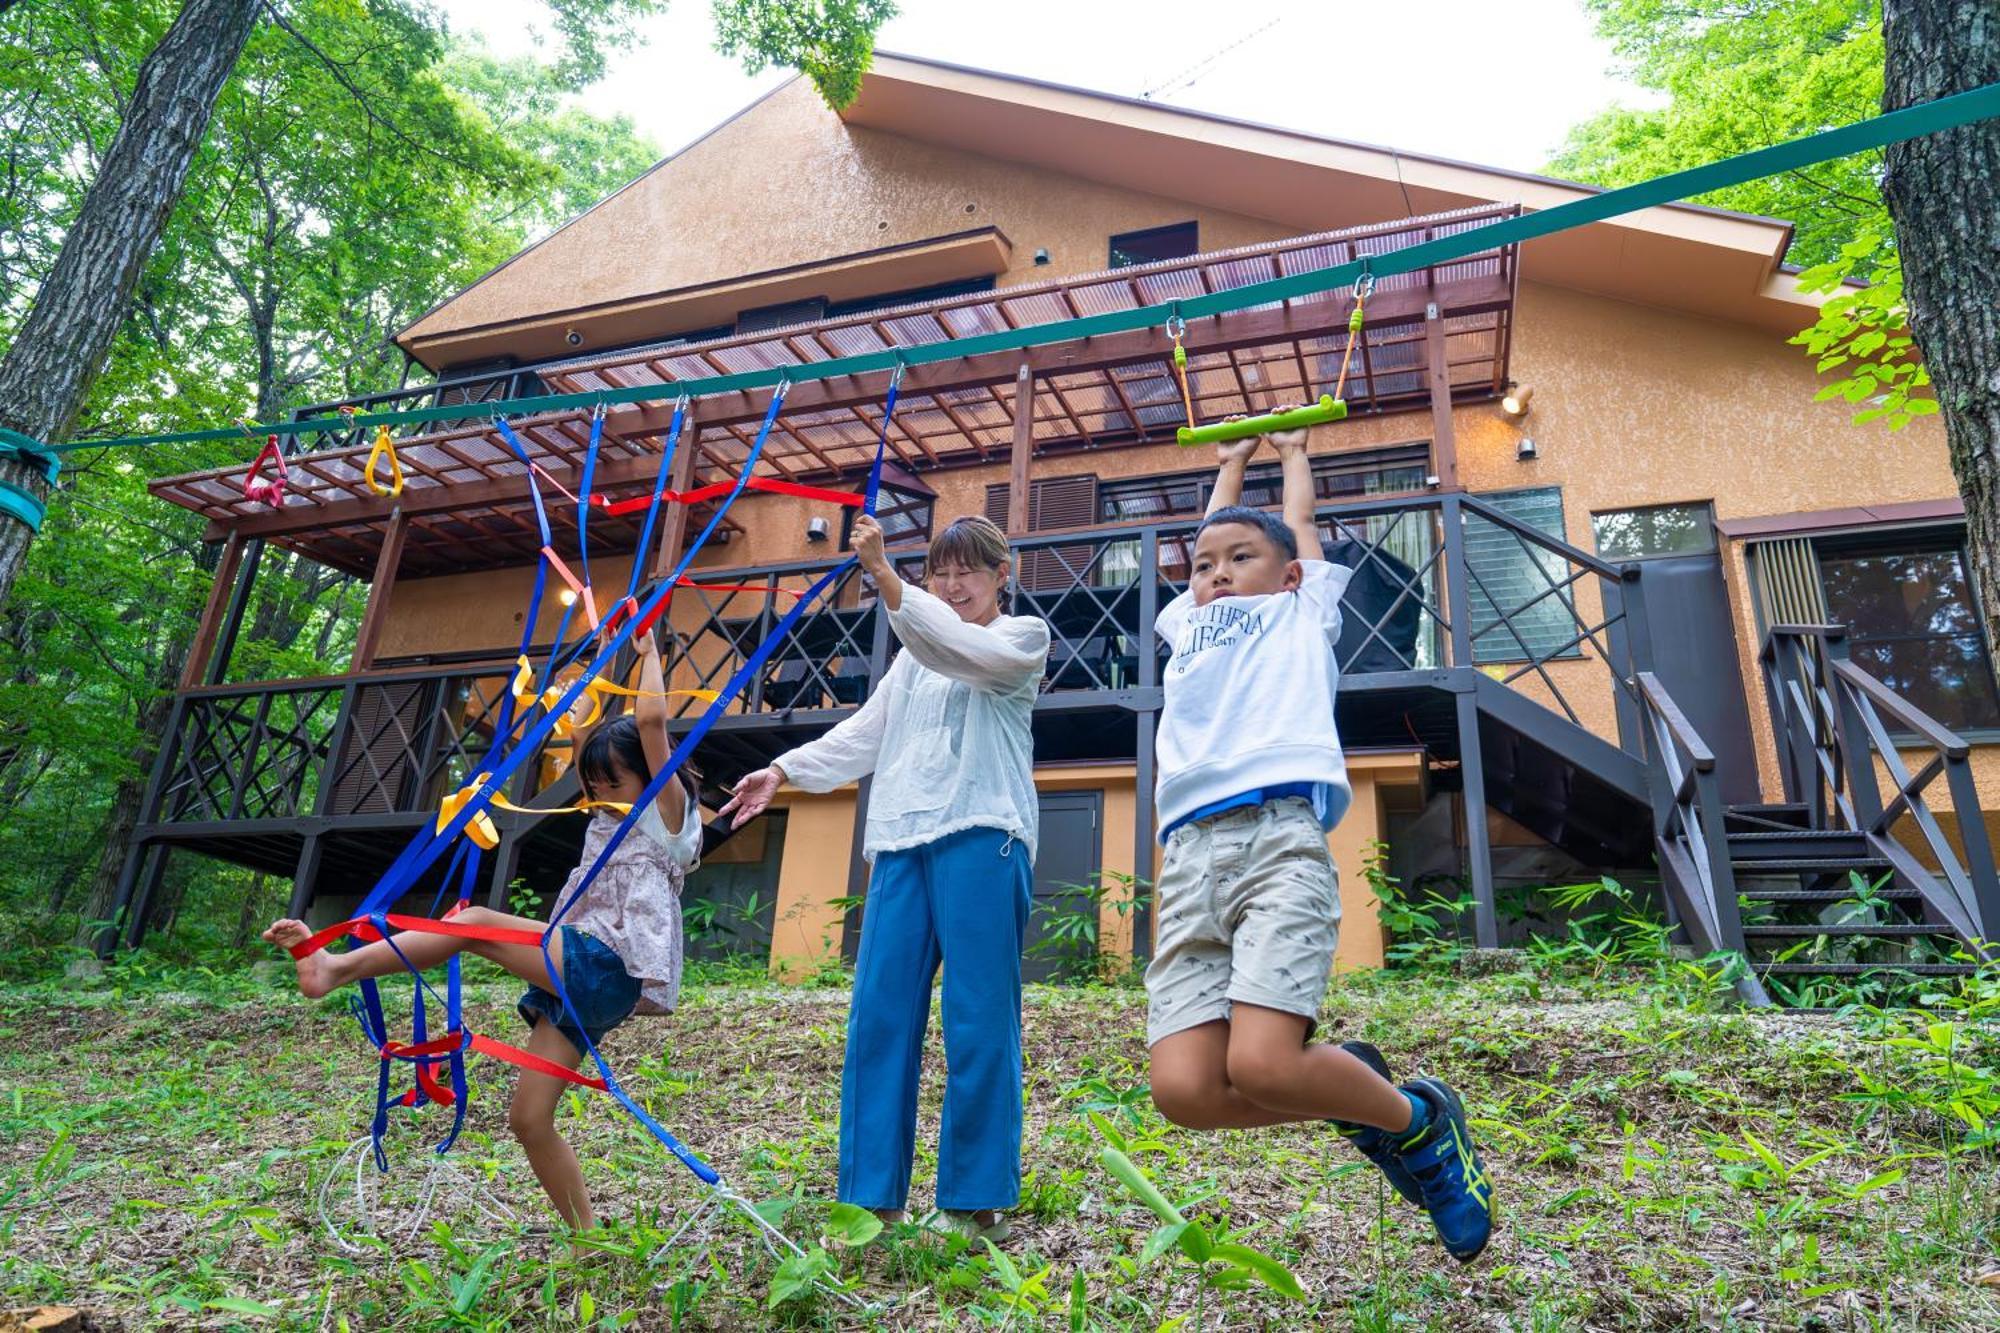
left=470, top=1034, right=609, bottom=1090
left=287, top=913, right=546, bottom=959
left=599, top=474, right=865, bottom=516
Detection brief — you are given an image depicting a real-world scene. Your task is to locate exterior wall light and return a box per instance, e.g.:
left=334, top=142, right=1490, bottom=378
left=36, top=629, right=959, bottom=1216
left=557, top=588, right=578, bottom=607
left=1517, top=436, right=1538, bottom=461
left=1501, top=384, right=1533, bottom=418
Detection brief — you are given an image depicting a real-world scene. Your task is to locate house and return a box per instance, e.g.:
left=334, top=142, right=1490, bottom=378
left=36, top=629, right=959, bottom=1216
left=126, top=56, right=1999, bottom=995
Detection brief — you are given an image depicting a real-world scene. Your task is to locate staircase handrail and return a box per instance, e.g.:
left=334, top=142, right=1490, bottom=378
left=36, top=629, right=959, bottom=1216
left=1635, top=672, right=1750, bottom=949
left=1762, top=623, right=1997, bottom=951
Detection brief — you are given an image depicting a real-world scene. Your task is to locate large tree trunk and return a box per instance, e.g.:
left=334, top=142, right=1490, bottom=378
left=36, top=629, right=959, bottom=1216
left=0, top=0, right=263, bottom=613
left=1881, top=2, right=2000, bottom=664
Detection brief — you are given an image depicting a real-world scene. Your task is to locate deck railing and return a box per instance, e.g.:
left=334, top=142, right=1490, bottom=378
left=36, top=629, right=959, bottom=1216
left=150, top=492, right=1647, bottom=824
left=1762, top=625, right=1999, bottom=949
left=153, top=662, right=554, bottom=828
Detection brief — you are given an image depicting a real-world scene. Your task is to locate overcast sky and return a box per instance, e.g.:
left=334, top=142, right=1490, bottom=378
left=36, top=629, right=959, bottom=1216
left=435, top=0, right=1660, bottom=175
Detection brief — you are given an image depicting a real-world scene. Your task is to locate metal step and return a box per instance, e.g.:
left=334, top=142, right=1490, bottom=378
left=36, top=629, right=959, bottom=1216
left=1724, top=802, right=1811, bottom=832
left=1742, top=923, right=1949, bottom=939
left=1756, top=962, right=1976, bottom=977
left=1730, top=857, right=1893, bottom=875
left=1739, top=886, right=1923, bottom=902
left=1726, top=829, right=1872, bottom=862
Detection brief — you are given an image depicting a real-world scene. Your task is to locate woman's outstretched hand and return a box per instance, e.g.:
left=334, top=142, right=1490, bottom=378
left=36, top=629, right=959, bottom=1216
left=718, top=765, right=784, bottom=828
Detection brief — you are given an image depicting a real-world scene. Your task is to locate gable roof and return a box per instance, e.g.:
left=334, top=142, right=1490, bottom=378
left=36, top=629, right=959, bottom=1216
left=396, top=52, right=1820, bottom=370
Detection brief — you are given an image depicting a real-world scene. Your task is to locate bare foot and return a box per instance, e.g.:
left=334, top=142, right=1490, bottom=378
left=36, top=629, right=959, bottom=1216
left=262, top=919, right=337, bottom=998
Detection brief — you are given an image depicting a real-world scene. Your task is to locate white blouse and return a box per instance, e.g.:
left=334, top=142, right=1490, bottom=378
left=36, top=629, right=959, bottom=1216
left=772, top=584, right=1050, bottom=861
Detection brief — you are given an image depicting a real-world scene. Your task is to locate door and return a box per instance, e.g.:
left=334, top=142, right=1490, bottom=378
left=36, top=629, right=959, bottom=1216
left=1022, top=790, right=1104, bottom=983
left=1596, top=504, right=1760, bottom=803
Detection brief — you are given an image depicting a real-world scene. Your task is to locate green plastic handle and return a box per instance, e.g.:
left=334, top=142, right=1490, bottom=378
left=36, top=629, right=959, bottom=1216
left=1175, top=395, right=1347, bottom=446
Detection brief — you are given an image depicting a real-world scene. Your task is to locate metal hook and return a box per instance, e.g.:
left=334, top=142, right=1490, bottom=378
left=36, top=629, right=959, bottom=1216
left=1355, top=270, right=1375, bottom=301
left=888, top=355, right=907, bottom=391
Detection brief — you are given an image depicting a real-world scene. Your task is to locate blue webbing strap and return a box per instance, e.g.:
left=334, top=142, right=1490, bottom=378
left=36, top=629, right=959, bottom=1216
left=533, top=380, right=898, bottom=1183
left=345, top=387, right=790, bottom=926
left=626, top=401, right=685, bottom=609
left=539, top=554, right=860, bottom=1184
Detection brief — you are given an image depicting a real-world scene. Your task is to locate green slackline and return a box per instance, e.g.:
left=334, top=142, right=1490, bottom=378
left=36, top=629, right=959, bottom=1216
left=35, top=77, right=2000, bottom=460
left=0, top=427, right=61, bottom=530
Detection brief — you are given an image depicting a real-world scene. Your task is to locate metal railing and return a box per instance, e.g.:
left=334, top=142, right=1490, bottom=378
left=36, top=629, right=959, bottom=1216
left=1763, top=624, right=1999, bottom=949
left=149, top=492, right=1650, bottom=825
left=153, top=662, right=558, bottom=827
left=1634, top=671, right=1767, bottom=1002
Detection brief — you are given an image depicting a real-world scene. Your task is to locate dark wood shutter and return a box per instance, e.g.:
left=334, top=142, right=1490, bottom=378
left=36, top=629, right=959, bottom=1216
left=986, top=475, right=1098, bottom=591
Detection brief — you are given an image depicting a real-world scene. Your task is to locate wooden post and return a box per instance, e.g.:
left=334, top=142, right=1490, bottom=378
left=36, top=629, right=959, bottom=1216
left=651, top=404, right=701, bottom=583
left=180, top=530, right=245, bottom=690
left=348, top=507, right=408, bottom=671
left=1007, top=363, right=1034, bottom=535
left=1424, top=300, right=1460, bottom=491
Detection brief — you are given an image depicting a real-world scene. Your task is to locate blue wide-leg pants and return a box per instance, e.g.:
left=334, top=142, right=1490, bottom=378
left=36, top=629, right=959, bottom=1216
left=837, top=825, right=1031, bottom=1212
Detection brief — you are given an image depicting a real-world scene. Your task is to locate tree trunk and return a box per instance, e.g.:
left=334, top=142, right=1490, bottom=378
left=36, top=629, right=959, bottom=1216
left=1881, top=2, right=2000, bottom=665
left=0, top=0, right=263, bottom=613
left=74, top=678, right=180, bottom=947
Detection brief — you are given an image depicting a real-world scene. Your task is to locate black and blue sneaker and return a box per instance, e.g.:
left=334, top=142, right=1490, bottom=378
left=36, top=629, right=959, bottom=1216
left=1328, top=1040, right=1423, bottom=1207
left=1391, top=1077, right=1496, bottom=1263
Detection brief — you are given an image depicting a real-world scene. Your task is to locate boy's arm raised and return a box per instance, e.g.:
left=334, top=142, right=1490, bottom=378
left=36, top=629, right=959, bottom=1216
left=1205, top=432, right=1259, bottom=515
left=1268, top=416, right=1324, bottom=562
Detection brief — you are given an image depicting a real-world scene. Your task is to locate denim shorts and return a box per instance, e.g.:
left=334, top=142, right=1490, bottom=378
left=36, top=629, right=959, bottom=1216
left=517, top=926, right=641, bottom=1056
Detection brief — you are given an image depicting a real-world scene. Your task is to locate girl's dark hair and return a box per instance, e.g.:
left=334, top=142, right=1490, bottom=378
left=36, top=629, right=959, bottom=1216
left=578, top=716, right=651, bottom=801
left=578, top=714, right=703, bottom=803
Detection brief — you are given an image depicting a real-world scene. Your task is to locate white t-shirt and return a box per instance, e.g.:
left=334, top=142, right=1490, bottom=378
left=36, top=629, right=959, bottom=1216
left=1153, top=559, right=1355, bottom=837
left=773, top=585, right=1050, bottom=860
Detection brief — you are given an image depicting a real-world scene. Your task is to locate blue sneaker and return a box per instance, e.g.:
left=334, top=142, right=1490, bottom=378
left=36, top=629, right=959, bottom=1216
left=1328, top=1041, right=1423, bottom=1207
left=1391, top=1078, right=1495, bottom=1262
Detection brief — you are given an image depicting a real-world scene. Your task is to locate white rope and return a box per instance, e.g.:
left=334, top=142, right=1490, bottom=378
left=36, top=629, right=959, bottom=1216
left=314, top=1134, right=517, bottom=1254
left=647, top=1178, right=881, bottom=1312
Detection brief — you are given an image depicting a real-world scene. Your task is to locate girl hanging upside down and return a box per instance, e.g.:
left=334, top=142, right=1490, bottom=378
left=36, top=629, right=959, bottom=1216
left=262, top=627, right=701, bottom=1230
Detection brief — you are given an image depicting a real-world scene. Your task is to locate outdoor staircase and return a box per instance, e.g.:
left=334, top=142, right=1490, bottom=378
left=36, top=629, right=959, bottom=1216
left=1640, top=627, right=1998, bottom=1006
left=1724, top=803, right=1975, bottom=987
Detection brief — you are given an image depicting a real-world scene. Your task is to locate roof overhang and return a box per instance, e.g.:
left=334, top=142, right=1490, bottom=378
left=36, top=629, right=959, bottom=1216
left=398, top=226, right=1014, bottom=371
left=842, top=54, right=1819, bottom=336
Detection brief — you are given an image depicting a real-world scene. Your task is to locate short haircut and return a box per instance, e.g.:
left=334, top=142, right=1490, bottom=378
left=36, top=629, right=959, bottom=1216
left=1198, top=505, right=1298, bottom=560
left=928, top=514, right=1010, bottom=572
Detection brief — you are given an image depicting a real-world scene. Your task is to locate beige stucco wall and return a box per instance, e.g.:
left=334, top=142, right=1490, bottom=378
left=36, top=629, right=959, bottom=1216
left=414, top=78, right=1292, bottom=347
left=758, top=756, right=1421, bottom=979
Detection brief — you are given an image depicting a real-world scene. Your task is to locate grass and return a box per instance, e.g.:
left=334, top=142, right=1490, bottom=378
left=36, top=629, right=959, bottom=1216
left=1, top=946, right=1998, bottom=1330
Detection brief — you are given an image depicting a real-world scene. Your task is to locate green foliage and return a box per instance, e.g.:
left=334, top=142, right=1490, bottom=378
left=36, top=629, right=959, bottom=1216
left=1789, top=232, right=1938, bottom=430
left=1025, top=871, right=1151, bottom=986
left=0, top=1, right=664, bottom=955
left=1091, top=1112, right=1306, bottom=1305
left=711, top=0, right=899, bottom=109
left=1550, top=1, right=1886, bottom=269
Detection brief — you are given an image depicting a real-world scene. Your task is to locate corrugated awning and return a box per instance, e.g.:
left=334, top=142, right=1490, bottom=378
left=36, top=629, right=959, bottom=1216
left=149, top=204, right=1517, bottom=579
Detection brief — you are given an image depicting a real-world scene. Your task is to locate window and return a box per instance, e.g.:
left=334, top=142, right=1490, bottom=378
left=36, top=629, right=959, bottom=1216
left=736, top=297, right=827, bottom=335
left=1815, top=531, right=2000, bottom=732
left=1465, top=486, right=1578, bottom=664
left=1096, top=446, right=1430, bottom=525
left=1593, top=502, right=1715, bottom=561
left=1109, top=221, right=1198, bottom=269
left=985, top=475, right=1099, bottom=591
left=841, top=486, right=934, bottom=551
left=844, top=462, right=935, bottom=551
left=826, top=276, right=996, bottom=319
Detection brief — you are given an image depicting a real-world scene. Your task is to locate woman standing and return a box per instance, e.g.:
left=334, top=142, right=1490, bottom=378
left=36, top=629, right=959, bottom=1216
left=721, top=512, right=1048, bottom=1241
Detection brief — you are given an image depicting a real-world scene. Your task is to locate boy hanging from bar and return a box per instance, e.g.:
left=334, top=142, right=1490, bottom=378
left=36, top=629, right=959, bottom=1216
left=1144, top=409, right=1496, bottom=1262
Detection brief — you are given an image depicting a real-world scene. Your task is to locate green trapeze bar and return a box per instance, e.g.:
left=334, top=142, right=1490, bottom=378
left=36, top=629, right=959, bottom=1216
left=46, top=77, right=2000, bottom=458
left=1175, top=395, right=1347, bottom=446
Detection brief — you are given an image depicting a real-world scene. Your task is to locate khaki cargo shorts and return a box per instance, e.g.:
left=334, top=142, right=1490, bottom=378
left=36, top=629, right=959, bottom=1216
left=1144, top=796, right=1340, bottom=1047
